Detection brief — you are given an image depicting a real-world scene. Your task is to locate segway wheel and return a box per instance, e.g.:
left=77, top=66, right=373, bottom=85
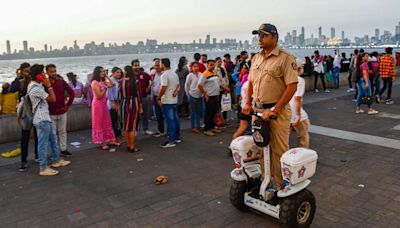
left=280, top=189, right=316, bottom=228
left=230, top=180, right=249, bottom=211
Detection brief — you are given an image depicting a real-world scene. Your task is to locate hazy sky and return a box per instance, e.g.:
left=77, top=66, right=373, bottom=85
left=1, top=0, right=399, bottom=53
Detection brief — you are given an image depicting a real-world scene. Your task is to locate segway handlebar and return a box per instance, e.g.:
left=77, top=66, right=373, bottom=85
left=253, top=112, right=278, bottom=120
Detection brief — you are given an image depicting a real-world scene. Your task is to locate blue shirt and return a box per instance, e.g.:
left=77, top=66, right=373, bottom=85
left=106, top=77, right=120, bottom=110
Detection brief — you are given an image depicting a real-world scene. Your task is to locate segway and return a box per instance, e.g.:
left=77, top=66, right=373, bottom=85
left=229, top=113, right=318, bottom=227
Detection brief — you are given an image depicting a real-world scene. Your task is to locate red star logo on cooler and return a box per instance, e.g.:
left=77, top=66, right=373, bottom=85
left=233, top=152, right=242, bottom=162
left=282, top=167, right=293, bottom=178
left=246, top=150, right=252, bottom=158
left=298, top=166, right=306, bottom=178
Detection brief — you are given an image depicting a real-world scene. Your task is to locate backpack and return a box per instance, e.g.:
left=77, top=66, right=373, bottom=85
left=17, top=84, right=40, bottom=131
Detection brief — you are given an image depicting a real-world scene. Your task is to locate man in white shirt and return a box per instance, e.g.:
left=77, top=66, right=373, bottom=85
left=157, top=58, right=181, bottom=148
left=312, top=50, right=329, bottom=93
left=290, top=60, right=310, bottom=148
left=198, top=60, right=221, bottom=136
left=333, top=49, right=341, bottom=89
left=28, top=64, right=71, bottom=176
left=151, top=59, right=166, bottom=137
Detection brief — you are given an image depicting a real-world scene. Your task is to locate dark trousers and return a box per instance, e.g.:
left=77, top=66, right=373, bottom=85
left=21, top=128, right=38, bottom=163
left=153, top=96, right=165, bottom=133
left=313, top=71, right=327, bottom=90
left=219, top=92, right=227, bottom=120
left=348, top=70, right=353, bottom=89
left=204, top=96, right=219, bottom=131
left=380, top=78, right=393, bottom=100
left=110, top=109, right=121, bottom=138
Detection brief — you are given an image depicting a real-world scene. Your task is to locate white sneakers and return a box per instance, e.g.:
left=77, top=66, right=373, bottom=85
left=368, top=109, right=379, bottom=115
left=39, top=159, right=71, bottom=176
left=39, top=167, right=59, bottom=176
left=356, top=109, right=379, bottom=115
left=51, top=159, right=71, bottom=168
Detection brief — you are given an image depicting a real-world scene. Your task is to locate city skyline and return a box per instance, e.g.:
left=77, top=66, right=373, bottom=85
left=1, top=0, right=399, bottom=53
left=3, top=21, right=400, bottom=57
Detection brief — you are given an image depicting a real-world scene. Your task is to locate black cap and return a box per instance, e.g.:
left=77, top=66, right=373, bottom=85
left=385, top=47, right=393, bottom=54
left=252, top=23, right=278, bottom=35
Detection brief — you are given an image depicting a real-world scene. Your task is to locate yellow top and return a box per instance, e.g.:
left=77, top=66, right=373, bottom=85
left=249, top=46, right=298, bottom=104
left=0, top=92, right=19, bottom=114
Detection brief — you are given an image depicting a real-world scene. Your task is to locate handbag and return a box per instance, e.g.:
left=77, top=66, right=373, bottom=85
left=220, top=93, right=232, bottom=112
left=360, top=96, right=373, bottom=105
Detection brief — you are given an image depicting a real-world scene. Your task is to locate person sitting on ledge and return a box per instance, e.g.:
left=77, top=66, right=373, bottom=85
left=0, top=82, right=19, bottom=114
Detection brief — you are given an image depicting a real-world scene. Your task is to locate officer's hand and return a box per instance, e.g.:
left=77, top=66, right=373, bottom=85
left=292, top=116, right=301, bottom=128
left=262, top=110, right=276, bottom=121
left=242, top=103, right=253, bottom=115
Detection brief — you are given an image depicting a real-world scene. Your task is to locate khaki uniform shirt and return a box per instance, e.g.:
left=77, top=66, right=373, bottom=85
left=249, top=46, right=298, bottom=104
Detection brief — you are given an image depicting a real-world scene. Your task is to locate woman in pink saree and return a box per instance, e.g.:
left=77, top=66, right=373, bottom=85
left=91, top=66, right=120, bottom=150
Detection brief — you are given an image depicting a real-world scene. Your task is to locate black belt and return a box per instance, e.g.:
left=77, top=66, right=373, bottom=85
left=253, top=102, right=276, bottom=109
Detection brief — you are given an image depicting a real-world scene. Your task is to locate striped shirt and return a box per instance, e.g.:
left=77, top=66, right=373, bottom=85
left=379, top=54, right=395, bottom=78
left=198, top=70, right=220, bottom=97
left=28, top=81, right=51, bottom=125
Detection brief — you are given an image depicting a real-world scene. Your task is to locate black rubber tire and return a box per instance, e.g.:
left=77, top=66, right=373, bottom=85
left=279, top=189, right=316, bottom=228
left=230, top=180, right=249, bottom=211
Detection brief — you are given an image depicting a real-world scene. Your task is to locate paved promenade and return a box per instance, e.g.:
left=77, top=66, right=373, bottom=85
left=0, top=83, right=399, bottom=227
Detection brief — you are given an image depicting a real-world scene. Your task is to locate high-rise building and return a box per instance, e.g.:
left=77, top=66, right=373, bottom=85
left=23, top=40, right=28, bottom=52
left=212, top=38, right=217, bottom=45
left=292, top=30, right=297, bottom=46
left=44, top=44, right=48, bottom=52
left=299, top=26, right=305, bottom=47
left=395, top=22, right=400, bottom=42
left=205, top=35, right=210, bottom=45
left=375, top=29, right=380, bottom=41
left=6, top=40, right=11, bottom=55
left=318, top=26, right=322, bottom=39
left=341, top=31, right=345, bottom=41
left=330, top=27, right=335, bottom=39
left=73, top=40, right=80, bottom=50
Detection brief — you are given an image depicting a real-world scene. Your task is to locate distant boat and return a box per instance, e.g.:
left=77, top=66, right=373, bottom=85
left=109, top=58, right=116, bottom=62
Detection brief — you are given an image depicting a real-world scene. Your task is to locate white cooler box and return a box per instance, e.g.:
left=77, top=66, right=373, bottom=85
left=280, top=148, right=318, bottom=185
left=230, top=136, right=260, bottom=167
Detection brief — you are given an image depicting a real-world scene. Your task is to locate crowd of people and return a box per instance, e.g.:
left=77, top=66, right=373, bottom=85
left=1, top=51, right=257, bottom=175
left=0, top=44, right=396, bottom=176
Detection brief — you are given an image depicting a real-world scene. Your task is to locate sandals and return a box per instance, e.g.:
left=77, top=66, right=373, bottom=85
left=101, top=145, right=110, bottom=150
left=109, top=141, right=121, bottom=146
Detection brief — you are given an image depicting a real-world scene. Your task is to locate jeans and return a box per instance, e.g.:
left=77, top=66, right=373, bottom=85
left=370, top=75, right=381, bottom=96
left=204, top=96, right=219, bottom=131
left=34, top=121, right=60, bottom=170
left=140, top=96, right=151, bottom=131
left=162, top=104, right=180, bottom=143
left=51, top=113, right=68, bottom=151
left=348, top=69, right=353, bottom=89
left=189, top=95, right=202, bottom=129
left=356, top=79, right=372, bottom=108
left=379, top=78, right=393, bottom=100
left=153, top=96, right=165, bottom=133
left=313, top=71, right=327, bottom=90
left=333, top=67, right=340, bottom=88
left=21, top=127, right=38, bottom=163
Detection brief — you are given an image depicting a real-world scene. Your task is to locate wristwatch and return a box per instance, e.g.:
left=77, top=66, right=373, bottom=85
left=270, top=106, right=276, bottom=112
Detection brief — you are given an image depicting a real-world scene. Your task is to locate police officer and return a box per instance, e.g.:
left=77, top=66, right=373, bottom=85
left=242, top=23, right=298, bottom=190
